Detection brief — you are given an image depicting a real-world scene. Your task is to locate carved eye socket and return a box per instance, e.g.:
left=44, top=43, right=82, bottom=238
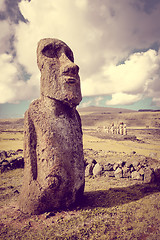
left=65, top=48, right=74, bottom=62
left=42, top=44, right=58, bottom=58
left=42, top=43, right=74, bottom=62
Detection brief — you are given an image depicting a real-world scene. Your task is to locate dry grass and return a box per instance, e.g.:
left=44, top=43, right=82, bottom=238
left=0, top=131, right=23, bottom=151
left=83, top=133, right=160, bottom=158
left=1, top=169, right=160, bottom=239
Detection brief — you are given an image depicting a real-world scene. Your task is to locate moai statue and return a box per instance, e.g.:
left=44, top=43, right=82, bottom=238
left=104, top=126, right=108, bottom=133
left=116, top=125, right=119, bottom=134
left=123, top=123, right=127, bottom=135
left=19, top=38, right=85, bottom=214
left=110, top=122, right=114, bottom=134
left=119, top=122, right=124, bottom=135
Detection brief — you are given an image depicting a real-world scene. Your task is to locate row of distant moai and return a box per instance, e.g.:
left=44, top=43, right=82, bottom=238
left=107, top=122, right=127, bottom=135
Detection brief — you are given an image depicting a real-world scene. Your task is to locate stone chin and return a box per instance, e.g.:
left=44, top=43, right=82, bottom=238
left=41, top=78, right=82, bottom=108
left=45, top=93, right=82, bottom=108
left=62, top=95, right=82, bottom=108
left=60, top=84, right=82, bottom=107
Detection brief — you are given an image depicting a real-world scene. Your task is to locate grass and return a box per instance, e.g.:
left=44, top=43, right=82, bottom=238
left=0, top=169, right=23, bottom=207
left=0, top=131, right=23, bottom=151
left=0, top=168, right=160, bottom=239
left=83, top=133, right=160, bottom=158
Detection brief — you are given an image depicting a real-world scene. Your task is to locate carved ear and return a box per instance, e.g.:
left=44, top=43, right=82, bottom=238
left=42, top=44, right=57, bottom=58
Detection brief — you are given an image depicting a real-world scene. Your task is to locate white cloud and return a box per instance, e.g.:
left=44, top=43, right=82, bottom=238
left=0, top=0, right=160, bottom=107
left=94, top=96, right=103, bottom=106
left=0, top=53, right=39, bottom=104
left=105, top=49, right=160, bottom=94
left=15, top=0, right=160, bottom=77
left=75, top=0, right=87, bottom=10
left=106, top=92, right=142, bottom=106
left=79, top=100, right=92, bottom=108
left=82, top=49, right=160, bottom=102
left=152, top=97, right=160, bottom=106
left=15, top=0, right=89, bottom=75
left=0, top=21, right=14, bottom=54
left=0, top=54, right=17, bottom=103
left=0, top=0, right=6, bottom=11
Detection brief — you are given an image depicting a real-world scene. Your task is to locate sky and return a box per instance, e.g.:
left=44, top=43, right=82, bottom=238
left=0, top=0, right=160, bottom=118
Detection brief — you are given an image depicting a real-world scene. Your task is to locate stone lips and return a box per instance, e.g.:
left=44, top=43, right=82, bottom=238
left=19, top=39, right=85, bottom=214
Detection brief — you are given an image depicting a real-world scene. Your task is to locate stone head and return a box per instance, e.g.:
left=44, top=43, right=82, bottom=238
left=37, top=38, right=82, bottom=107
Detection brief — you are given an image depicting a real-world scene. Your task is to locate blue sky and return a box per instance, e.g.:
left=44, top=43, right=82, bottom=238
left=0, top=96, right=158, bottom=119
left=0, top=0, right=160, bottom=118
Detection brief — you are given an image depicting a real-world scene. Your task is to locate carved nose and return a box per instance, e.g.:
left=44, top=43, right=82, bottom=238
left=62, top=63, right=79, bottom=76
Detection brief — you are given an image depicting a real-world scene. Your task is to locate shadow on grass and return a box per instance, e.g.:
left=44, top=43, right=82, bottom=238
left=81, top=183, right=160, bottom=209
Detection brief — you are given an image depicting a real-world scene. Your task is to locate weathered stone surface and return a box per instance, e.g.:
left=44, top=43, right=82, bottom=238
left=114, top=167, right=123, bottom=178
left=131, top=171, right=142, bottom=180
left=19, top=38, right=85, bottom=214
left=0, top=150, right=24, bottom=173
left=149, top=152, right=157, bottom=159
left=122, top=166, right=131, bottom=178
left=144, top=168, right=155, bottom=183
left=113, top=163, right=120, bottom=171
left=37, top=38, right=82, bottom=107
left=105, top=171, right=115, bottom=177
left=138, top=168, right=145, bottom=176
left=93, top=163, right=103, bottom=176
left=0, top=151, right=7, bottom=160
left=154, top=168, right=160, bottom=184
left=103, top=163, right=113, bottom=171
left=85, top=163, right=95, bottom=177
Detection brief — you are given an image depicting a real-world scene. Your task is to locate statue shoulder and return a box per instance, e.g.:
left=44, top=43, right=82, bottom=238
left=24, top=99, right=41, bottom=121
left=75, top=109, right=82, bottom=129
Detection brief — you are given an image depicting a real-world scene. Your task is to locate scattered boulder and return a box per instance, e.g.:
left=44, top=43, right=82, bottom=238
left=143, top=168, right=154, bottom=183
left=7, top=150, right=18, bottom=157
left=106, top=171, right=115, bottom=177
left=93, top=163, right=103, bottom=176
left=131, top=171, right=142, bottom=180
left=132, top=151, right=136, bottom=155
left=84, top=149, right=160, bottom=186
left=113, top=162, right=120, bottom=171
left=0, top=151, right=7, bottom=160
left=122, top=166, right=131, bottom=178
left=114, top=167, right=123, bottom=178
left=154, top=168, right=160, bottom=185
left=16, top=149, right=23, bottom=153
left=138, top=168, right=145, bottom=177
left=0, top=150, right=24, bottom=173
left=1, top=160, right=10, bottom=173
left=131, top=160, right=140, bottom=170
left=125, top=160, right=133, bottom=168
left=103, top=163, right=113, bottom=171
left=85, top=163, right=95, bottom=177
left=1, top=160, right=10, bottom=166
left=10, top=157, right=24, bottom=169
left=149, top=152, right=157, bottom=159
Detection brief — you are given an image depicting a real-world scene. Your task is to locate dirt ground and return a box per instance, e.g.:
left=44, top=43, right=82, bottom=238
left=0, top=108, right=160, bottom=239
